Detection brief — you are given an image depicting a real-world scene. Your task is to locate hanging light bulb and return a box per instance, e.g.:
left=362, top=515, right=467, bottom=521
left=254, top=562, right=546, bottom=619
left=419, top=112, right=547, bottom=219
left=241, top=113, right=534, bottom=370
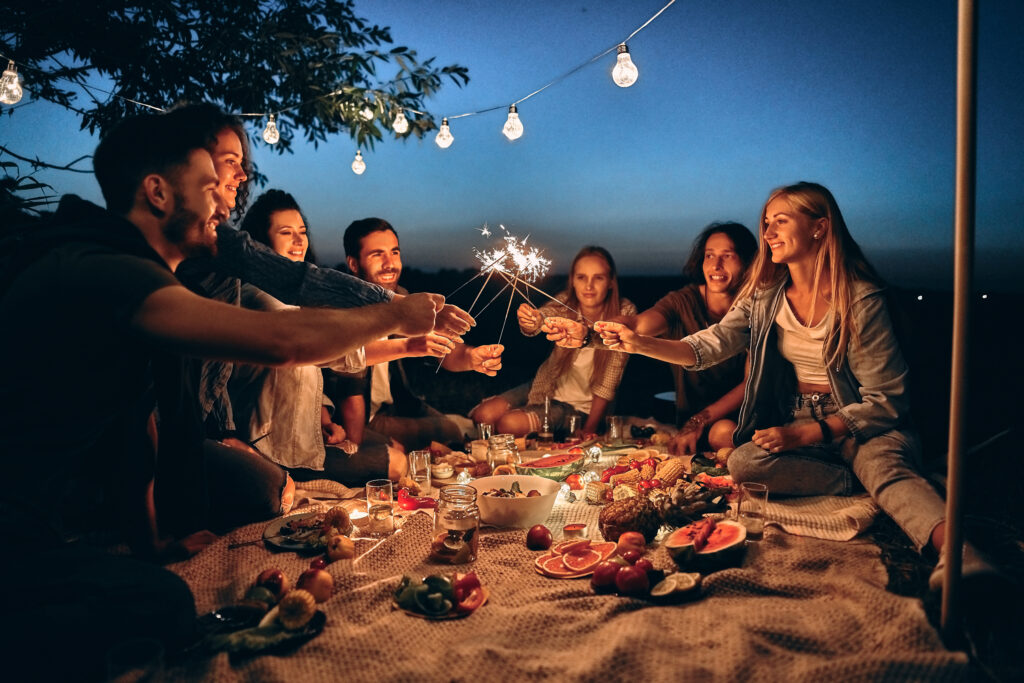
left=611, top=43, right=639, bottom=88
left=434, top=117, right=454, bottom=149
left=262, top=114, right=280, bottom=144
left=502, top=103, right=524, bottom=141
left=360, top=103, right=374, bottom=121
left=351, top=150, right=366, bottom=175
left=0, top=61, right=24, bottom=105
left=391, top=108, right=409, bottom=135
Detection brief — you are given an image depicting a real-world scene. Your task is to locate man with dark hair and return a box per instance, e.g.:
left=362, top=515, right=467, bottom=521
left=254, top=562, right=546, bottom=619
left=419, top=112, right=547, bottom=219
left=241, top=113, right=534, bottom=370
left=329, top=218, right=504, bottom=452
left=0, top=111, right=441, bottom=679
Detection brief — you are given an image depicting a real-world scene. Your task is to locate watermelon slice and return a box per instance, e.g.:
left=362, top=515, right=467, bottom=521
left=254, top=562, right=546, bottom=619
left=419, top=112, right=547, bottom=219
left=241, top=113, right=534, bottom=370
left=517, top=452, right=586, bottom=481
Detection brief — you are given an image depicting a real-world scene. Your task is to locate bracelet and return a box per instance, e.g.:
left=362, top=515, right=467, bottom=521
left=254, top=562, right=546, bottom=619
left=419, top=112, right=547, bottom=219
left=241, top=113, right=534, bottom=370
left=683, top=415, right=706, bottom=433
left=816, top=419, right=833, bottom=444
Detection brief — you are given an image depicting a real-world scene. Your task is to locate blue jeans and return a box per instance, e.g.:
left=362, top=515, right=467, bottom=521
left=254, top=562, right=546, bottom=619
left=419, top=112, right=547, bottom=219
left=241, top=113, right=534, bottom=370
left=728, top=393, right=945, bottom=551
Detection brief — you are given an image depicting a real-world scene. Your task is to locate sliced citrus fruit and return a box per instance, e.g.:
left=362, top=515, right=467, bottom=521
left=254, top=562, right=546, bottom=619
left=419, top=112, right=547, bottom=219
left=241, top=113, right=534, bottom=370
left=551, top=539, right=591, bottom=556
left=591, top=541, right=617, bottom=560
left=649, top=575, right=678, bottom=597
left=562, top=549, right=602, bottom=572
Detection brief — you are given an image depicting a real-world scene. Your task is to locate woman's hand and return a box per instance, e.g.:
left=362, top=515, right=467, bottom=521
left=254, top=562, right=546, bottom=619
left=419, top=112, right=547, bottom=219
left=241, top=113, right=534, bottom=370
left=543, top=317, right=587, bottom=348
left=752, top=426, right=806, bottom=454
left=468, top=343, right=504, bottom=376
left=594, top=321, right=639, bottom=353
left=405, top=332, right=457, bottom=358
left=435, top=303, right=474, bottom=342
left=668, top=430, right=699, bottom=456
left=517, top=303, right=544, bottom=333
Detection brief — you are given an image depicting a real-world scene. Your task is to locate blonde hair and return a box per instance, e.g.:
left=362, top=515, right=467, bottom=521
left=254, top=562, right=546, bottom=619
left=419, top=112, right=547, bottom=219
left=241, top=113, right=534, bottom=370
left=739, top=182, right=882, bottom=369
left=551, top=246, right=621, bottom=382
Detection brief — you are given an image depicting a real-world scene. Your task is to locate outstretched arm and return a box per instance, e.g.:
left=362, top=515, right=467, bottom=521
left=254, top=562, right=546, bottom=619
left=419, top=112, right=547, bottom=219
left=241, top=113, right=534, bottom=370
left=441, top=343, right=504, bottom=376
left=132, top=285, right=442, bottom=367
left=594, top=321, right=698, bottom=366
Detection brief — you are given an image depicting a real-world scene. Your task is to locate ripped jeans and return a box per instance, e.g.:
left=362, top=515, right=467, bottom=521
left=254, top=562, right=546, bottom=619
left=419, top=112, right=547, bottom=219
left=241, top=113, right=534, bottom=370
left=728, top=393, right=945, bottom=551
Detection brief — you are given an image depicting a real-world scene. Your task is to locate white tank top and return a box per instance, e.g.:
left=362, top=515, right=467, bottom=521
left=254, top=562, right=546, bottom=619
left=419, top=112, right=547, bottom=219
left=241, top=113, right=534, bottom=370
left=775, top=297, right=831, bottom=385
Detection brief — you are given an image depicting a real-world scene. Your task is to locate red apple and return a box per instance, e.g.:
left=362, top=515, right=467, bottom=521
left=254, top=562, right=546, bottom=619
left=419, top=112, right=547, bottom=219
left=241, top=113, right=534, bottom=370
left=590, top=560, right=620, bottom=592
left=616, top=531, right=647, bottom=555
left=309, top=557, right=327, bottom=571
left=615, top=564, right=650, bottom=596
left=633, top=558, right=654, bottom=575
left=526, top=524, right=553, bottom=550
left=255, top=568, right=289, bottom=601
left=296, top=568, right=334, bottom=603
left=620, top=549, right=643, bottom=565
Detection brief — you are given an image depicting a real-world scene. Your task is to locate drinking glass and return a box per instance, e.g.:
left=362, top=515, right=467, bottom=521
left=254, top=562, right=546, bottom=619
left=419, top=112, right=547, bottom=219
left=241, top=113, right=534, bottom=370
left=365, top=479, right=394, bottom=537
left=408, top=450, right=431, bottom=493
left=567, top=414, right=581, bottom=439
left=607, top=416, right=624, bottom=444
left=477, top=423, right=493, bottom=441
left=737, top=482, right=768, bottom=541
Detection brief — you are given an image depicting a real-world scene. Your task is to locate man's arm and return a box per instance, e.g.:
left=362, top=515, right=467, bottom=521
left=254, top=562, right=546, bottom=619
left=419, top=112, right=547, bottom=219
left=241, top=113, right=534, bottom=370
left=212, top=227, right=393, bottom=308
left=131, top=285, right=442, bottom=367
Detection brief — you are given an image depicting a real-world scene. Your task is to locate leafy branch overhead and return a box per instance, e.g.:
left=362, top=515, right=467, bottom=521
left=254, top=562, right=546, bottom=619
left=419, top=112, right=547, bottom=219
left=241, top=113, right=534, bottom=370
left=1, top=0, right=470, bottom=152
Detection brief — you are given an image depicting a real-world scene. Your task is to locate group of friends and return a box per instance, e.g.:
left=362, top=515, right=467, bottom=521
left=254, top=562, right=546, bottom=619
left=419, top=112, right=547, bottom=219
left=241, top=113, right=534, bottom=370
left=0, top=102, right=998, bottom=678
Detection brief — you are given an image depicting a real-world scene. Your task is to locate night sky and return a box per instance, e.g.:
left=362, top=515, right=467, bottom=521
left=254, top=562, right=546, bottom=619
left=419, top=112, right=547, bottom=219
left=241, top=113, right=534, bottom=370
left=5, top=0, right=1023, bottom=291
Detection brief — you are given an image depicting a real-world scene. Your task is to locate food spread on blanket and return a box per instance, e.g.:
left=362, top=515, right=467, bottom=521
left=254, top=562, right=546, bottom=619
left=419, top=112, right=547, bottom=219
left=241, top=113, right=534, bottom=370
left=198, top=563, right=332, bottom=655
left=393, top=572, right=489, bottom=619
left=481, top=480, right=542, bottom=498
left=263, top=506, right=355, bottom=554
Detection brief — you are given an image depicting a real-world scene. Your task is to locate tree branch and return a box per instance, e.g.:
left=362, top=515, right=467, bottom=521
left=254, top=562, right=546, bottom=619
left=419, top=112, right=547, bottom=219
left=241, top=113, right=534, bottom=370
left=0, top=145, right=93, bottom=173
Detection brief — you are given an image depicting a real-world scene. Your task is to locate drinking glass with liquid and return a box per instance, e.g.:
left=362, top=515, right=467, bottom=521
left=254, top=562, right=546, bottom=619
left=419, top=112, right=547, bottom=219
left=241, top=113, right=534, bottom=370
left=365, top=479, right=394, bottom=537
left=737, top=482, right=768, bottom=541
left=408, top=450, right=431, bottom=493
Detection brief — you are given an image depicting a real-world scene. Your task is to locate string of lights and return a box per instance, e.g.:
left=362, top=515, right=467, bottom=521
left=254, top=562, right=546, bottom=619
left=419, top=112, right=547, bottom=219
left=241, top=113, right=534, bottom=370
left=0, top=0, right=676, bottom=175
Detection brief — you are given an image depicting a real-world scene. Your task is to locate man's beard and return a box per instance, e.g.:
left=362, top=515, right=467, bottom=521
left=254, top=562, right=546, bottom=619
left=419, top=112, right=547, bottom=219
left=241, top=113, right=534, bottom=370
left=164, top=191, right=218, bottom=259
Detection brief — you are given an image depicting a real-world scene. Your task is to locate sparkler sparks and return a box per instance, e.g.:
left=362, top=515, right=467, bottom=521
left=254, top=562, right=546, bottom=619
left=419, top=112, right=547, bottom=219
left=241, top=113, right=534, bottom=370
left=472, top=225, right=551, bottom=284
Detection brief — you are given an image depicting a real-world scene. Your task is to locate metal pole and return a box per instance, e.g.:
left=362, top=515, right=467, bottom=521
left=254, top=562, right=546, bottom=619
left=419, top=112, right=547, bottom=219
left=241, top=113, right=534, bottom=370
left=941, top=0, right=977, bottom=642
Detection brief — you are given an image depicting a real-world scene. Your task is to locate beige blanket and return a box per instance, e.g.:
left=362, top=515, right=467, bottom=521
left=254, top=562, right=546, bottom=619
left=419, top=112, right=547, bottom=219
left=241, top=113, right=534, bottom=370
left=168, top=506, right=964, bottom=681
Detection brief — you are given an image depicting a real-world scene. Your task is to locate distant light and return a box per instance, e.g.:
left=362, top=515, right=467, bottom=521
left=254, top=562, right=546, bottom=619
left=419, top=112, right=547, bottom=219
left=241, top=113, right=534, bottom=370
left=435, top=118, right=454, bottom=149
left=262, top=115, right=280, bottom=144
left=360, top=102, right=375, bottom=121
left=392, top=108, right=409, bottom=135
left=611, top=44, right=639, bottom=88
left=917, top=295, right=924, bottom=301
left=0, top=61, right=23, bottom=105
left=502, top=104, right=524, bottom=141
left=981, top=293, right=988, bottom=299
left=351, top=150, right=366, bottom=175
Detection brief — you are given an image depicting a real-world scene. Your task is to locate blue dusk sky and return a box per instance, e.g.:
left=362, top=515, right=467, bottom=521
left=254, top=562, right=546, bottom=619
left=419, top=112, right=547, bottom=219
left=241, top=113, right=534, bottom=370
left=4, top=0, right=1023, bottom=291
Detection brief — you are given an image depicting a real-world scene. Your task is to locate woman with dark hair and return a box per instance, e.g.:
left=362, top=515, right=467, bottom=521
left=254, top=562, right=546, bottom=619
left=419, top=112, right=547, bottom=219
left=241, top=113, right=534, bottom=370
left=618, top=222, right=757, bottom=455
left=595, top=182, right=989, bottom=586
left=239, top=190, right=404, bottom=486
left=238, top=189, right=318, bottom=264
left=472, top=246, right=636, bottom=437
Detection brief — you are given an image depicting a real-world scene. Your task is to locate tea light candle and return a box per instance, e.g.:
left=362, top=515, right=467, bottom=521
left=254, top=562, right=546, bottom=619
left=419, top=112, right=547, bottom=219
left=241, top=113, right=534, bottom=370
left=563, top=523, right=588, bottom=539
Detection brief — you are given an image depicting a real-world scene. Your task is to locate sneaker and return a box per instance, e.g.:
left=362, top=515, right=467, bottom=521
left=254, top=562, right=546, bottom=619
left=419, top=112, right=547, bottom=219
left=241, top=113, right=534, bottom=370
left=929, top=540, right=1001, bottom=592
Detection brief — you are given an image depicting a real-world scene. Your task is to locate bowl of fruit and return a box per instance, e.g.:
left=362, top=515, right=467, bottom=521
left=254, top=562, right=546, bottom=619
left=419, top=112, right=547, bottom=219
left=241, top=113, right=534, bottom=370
left=472, top=475, right=561, bottom=528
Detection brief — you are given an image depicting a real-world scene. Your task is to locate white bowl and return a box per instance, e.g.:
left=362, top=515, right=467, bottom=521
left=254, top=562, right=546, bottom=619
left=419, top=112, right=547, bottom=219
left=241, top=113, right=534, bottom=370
left=471, top=475, right=561, bottom=528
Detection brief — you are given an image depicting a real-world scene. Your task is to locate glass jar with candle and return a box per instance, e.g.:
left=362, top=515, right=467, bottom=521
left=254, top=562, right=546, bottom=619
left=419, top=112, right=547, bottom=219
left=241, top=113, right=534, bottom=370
left=429, top=484, right=480, bottom=564
left=487, top=433, right=520, bottom=470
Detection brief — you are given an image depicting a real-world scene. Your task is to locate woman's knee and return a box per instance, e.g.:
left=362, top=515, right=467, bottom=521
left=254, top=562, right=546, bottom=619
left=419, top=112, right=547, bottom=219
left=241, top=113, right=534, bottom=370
left=726, top=441, right=769, bottom=483
left=707, top=419, right=737, bottom=451
left=496, top=410, right=532, bottom=437
left=471, top=397, right=509, bottom=426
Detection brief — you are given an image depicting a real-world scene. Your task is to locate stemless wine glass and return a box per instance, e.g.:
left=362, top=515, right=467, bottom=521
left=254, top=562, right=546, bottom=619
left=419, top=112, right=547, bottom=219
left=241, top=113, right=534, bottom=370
left=365, top=479, right=394, bottom=537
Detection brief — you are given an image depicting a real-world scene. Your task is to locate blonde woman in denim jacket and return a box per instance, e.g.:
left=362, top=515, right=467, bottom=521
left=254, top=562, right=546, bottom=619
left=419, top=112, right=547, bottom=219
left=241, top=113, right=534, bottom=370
left=596, top=182, right=987, bottom=587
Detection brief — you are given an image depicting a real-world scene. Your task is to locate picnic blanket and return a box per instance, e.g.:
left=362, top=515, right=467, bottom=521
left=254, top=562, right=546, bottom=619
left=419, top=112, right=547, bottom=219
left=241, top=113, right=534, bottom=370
left=167, top=501, right=964, bottom=681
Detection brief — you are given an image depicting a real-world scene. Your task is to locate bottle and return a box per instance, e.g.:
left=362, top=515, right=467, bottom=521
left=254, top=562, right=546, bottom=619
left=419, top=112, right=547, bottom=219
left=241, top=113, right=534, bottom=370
left=429, top=484, right=480, bottom=564
left=537, top=396, right=554, bottom=450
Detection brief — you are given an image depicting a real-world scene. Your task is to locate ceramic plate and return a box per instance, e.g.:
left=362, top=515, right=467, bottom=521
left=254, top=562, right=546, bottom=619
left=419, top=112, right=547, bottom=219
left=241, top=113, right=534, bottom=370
left=262, top=511, right=324, bottom=553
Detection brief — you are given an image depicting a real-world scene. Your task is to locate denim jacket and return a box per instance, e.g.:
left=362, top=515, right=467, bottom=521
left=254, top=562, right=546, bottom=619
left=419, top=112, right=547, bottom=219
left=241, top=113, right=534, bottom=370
left=683, top=278, right=910, bottom=444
